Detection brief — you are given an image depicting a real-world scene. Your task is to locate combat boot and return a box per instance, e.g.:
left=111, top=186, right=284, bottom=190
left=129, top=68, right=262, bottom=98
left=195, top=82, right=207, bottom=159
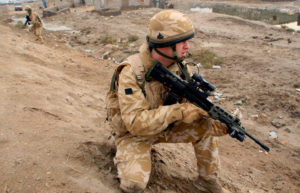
left=193, top=177, right=229, bottom=193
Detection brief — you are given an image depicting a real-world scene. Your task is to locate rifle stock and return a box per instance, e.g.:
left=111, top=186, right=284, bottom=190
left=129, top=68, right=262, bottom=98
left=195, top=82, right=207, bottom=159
left=149, top=61, right=270, bottom=152
left=24, top=15, right=30, bottom=26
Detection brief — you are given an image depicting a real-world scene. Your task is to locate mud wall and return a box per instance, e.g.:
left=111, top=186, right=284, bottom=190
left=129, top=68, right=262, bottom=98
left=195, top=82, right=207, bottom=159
left=50, top=0, right=95, bottom=8
left=94, top=0, right=151, bottom=9
left=173, top=2, right=298, bottom=24
left=262, top=0, right=295, bottom=2
left=71, top=0, right=95, bottom=6
left=0, top=5, right=9, bottom=19
left=212, top=4, right=298, bottom=24
left=48, top=0, right=151, bottom=10
left=53, top=0, right=72, bottom=9
left=129, top=0, right=151, bottom=7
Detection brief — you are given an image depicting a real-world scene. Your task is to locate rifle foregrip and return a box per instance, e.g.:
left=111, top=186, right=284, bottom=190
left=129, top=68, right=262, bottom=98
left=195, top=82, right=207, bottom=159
left=228, top=127, right=246, bottom=142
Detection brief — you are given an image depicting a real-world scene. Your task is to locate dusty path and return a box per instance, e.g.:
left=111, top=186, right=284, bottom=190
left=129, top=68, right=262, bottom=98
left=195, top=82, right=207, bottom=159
left=0, top=4, right=299, bottom=193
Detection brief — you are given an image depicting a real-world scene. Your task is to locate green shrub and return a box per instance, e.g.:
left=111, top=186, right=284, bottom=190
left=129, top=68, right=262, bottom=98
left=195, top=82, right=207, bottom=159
left=128, top=35, right=139, bottom=42
left=100, top=35, right=116, bottom=44
left=15, top=21, right=25, bottom=29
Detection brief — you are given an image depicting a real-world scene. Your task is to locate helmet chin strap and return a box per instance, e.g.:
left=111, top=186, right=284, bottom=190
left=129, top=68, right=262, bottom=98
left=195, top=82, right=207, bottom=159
left=154, top=44, right=185, bottom=64
left=154, top=45, right=190, bottom=80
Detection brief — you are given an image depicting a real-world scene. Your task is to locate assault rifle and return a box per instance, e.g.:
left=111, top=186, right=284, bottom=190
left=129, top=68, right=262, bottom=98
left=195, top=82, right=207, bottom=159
left=24, top=15, right=31, bottom=26
left=148, top=61, right=270, bottom=152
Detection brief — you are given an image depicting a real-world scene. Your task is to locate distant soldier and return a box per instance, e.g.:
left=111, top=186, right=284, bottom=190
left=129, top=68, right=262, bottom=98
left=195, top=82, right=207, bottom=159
left=24, top=5, right=43, bottom=42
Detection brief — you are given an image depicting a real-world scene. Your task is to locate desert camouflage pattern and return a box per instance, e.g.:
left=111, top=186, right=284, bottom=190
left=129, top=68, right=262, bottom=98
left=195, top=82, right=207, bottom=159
left=106, top=64, right=130, bottom=137
left=148, top=9, right=194, bottom=45
left=26, top=7, right=43, bottom=42
left=110, top=42, right=227, bottom=192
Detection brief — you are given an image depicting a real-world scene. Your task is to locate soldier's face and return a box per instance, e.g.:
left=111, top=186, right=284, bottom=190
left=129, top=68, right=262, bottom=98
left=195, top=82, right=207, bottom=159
left=158, top=40, right=190, bottom=58
left=176, top=40, right=190, bottom=58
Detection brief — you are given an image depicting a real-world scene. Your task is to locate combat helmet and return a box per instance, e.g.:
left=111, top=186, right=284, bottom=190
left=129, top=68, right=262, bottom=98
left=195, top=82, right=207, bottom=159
left=147, top=10, right=194, bottom=48
left=147, top=10, right=194, bottom=63
left=25, top=5, right=32, bottom=12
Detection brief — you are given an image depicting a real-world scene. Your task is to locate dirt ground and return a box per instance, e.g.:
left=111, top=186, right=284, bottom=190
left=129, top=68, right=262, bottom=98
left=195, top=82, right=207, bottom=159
left=0, top=1, right=299, bottom=193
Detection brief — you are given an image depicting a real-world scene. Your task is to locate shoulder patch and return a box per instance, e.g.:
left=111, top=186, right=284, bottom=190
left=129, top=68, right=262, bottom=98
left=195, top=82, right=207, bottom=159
left=125, top=88, right=133, bottom=95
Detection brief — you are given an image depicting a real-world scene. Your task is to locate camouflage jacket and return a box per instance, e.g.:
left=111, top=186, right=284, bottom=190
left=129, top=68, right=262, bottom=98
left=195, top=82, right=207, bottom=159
left=107, top=42, right=193, bottom=139
left=29, top=12, right=42, bottom=27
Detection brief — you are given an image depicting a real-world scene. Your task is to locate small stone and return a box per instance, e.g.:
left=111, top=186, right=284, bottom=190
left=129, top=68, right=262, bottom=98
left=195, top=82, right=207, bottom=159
left=256, top=113, right=269, bottom=124
left=284, top=128, right=291, bottom=133
left=102, top=51, right=111, bottom=59
left=271, top=119, right=286, bottom=128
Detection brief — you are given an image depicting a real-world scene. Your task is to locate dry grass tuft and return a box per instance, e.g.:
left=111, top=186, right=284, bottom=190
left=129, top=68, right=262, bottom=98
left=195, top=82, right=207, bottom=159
left=189, top=49, right=223, bottom=68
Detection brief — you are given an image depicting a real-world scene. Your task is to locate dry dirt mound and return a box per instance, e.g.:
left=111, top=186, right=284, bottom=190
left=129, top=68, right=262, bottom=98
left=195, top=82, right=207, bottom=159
left=0, top=21, right=117, bottom=193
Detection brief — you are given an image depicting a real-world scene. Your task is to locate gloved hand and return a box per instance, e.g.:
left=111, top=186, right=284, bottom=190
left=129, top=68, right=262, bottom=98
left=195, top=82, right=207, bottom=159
left=180, top=103, right=209, bottom=124
left=208, top=119, right=228, bottom=136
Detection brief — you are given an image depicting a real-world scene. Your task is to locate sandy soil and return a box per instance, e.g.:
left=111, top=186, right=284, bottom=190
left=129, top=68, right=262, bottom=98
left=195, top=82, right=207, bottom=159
left=0, top=1, right=299, bottom=193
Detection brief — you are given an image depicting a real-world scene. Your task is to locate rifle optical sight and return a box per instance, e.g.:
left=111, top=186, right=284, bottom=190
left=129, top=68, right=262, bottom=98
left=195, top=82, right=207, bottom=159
left=191, top=73, right=216, bottom=92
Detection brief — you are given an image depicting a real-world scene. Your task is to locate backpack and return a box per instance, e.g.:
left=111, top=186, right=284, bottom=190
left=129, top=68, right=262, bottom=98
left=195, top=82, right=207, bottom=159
left=105, top=54, right=145, bottom=137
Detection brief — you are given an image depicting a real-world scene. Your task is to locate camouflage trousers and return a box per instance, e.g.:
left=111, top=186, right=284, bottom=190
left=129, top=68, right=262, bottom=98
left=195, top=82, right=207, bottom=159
left=114, top=121, right=220, bottom=192
left=30, top=25, right=43, bottom=42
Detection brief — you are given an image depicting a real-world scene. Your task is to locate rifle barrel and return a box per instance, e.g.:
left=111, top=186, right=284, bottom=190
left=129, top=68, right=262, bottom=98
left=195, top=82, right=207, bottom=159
left=245, top=131, right=270, bottom=152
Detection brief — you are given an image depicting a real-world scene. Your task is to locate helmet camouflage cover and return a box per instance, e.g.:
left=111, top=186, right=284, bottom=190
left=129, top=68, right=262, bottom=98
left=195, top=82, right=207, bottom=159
left=25, top=5, right=32, bottom=11
left=147, top=10, right=195, bottom=48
